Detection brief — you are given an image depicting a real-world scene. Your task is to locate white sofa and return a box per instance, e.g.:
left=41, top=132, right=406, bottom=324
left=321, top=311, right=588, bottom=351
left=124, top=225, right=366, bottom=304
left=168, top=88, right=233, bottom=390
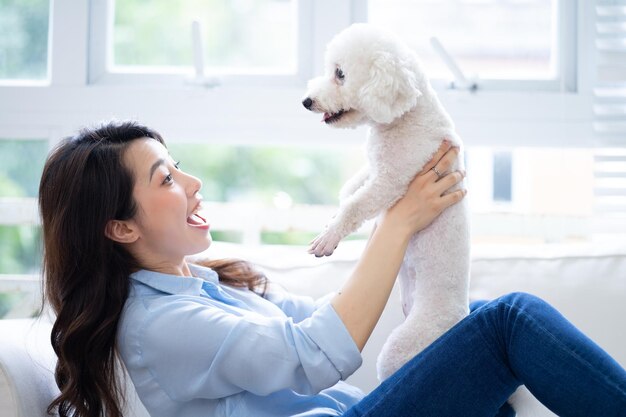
left=1, top=240, right=625, bottom=417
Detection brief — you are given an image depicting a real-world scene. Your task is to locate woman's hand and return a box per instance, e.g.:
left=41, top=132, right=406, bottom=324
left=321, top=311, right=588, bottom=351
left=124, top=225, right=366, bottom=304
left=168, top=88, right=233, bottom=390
left=381, top=142, right=467, bottom=239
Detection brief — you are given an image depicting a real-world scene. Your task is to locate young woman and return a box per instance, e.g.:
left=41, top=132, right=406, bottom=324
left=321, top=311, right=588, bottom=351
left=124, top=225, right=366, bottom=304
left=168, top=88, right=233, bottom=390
left=39, top=121, right=626, bottom=417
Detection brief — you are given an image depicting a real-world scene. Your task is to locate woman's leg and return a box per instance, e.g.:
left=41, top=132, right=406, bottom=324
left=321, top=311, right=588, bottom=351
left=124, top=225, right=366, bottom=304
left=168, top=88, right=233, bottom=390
left=470, top=299, right=516, bottom=417
left=343, top=292, right=626, bottom=417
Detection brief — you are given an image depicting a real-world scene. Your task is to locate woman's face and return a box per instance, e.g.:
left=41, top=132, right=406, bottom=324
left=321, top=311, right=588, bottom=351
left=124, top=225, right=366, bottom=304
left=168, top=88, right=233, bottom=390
left=122, top=138, right=212, bottom=270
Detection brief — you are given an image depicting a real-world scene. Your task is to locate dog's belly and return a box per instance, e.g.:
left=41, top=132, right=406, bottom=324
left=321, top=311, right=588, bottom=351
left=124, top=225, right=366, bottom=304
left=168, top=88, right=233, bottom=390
left=399, top=197, right=471, bottom=317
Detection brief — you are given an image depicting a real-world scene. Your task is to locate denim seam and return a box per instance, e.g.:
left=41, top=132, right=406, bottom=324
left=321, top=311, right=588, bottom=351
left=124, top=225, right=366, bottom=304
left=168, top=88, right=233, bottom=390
left=472, top=304, right=521, bottom=388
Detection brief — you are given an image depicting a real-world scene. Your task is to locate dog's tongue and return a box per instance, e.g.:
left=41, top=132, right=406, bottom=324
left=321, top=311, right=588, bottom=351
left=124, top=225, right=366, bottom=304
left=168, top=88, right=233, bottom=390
left=322, top=112, right=331, bottom=122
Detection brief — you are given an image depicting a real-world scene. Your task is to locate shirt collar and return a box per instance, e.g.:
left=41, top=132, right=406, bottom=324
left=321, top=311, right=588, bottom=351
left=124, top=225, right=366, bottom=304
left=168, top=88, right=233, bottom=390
left=130, top=263, right=219, bottom=296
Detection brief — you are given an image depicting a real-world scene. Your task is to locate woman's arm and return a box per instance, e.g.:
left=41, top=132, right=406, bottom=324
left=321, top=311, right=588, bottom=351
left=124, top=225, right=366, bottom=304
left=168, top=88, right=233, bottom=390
left=331, top=145, right=466, bottom=351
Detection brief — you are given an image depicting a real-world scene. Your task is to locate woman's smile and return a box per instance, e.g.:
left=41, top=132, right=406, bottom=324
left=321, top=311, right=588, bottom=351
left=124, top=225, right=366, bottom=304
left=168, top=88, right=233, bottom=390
left=187, top=202, right=210, bottom=230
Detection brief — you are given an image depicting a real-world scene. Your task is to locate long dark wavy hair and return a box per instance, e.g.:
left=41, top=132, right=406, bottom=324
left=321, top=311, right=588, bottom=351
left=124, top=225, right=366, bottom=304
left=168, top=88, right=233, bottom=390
left=39, top=120, right=267, bottom=417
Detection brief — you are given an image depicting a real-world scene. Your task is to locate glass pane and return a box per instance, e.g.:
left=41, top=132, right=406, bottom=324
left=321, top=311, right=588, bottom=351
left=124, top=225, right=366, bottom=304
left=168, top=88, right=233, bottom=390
left=113, top=0, right=295, bottom=71
left=368, top=0, right=555, bottom=80
left=466, top=147, right=594, bottom=244
left=167, top=143, right=366, bottom=245
left=0, top=139, right=48, bottom=197
left=0, top=0, right=50, bottom=80
left=493, top=151, right=512, bottom=202
left=167, top=144, right=365, bottom=205
left=0, top=291, right=35, bottom=319
left=0, top=225, right=42, bottom=274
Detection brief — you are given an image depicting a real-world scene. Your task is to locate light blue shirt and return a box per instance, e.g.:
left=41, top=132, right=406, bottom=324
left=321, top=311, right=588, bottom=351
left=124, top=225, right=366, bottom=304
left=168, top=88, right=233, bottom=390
left=118, top=263, right=364, bottom=417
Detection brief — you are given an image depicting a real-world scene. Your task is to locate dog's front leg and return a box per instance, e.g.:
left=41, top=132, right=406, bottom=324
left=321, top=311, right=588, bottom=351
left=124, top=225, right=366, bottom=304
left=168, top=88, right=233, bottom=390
left=309, top=176, right=406, bottom=257
left=339, top=166, right=370, bottom=202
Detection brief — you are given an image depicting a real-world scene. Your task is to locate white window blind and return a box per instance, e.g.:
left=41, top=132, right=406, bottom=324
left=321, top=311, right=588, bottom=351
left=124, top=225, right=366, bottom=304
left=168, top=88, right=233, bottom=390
left=593, top=1, right=626, bottom=218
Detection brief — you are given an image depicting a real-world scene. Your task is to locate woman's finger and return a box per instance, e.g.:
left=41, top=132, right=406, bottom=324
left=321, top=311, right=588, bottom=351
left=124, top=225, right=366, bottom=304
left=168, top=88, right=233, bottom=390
left=435, top=170, right=465, bottom=194
left=437, top=188, right=467, bottom=210
left=425, top=146, right=459, bottom=183
left=435, top=146, right=459, bottom=173
left=419, top=140, right=452, bottom=175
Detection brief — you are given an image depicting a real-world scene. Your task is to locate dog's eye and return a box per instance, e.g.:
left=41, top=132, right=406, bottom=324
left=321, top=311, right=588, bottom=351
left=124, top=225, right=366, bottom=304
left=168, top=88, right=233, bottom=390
left=335, top=67, right=345, bottom=82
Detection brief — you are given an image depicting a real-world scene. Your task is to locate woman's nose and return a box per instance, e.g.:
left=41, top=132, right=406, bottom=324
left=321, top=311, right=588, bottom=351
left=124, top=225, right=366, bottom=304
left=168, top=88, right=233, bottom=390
left=185, top=173, right=202, bottom=196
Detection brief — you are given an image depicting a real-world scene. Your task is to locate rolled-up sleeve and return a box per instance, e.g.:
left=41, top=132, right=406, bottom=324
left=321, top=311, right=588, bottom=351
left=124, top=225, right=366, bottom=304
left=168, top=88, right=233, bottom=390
left=138, top=298, right=362, bottom=401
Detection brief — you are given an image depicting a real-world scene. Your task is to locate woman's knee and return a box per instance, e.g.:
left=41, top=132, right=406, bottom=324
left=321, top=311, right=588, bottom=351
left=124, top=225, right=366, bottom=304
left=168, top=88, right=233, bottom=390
left=475, top=292, right=546, bottom=313
left=498, top=292, right=545, bottom=309
left=492, top=292, right=555, bottom=321
left=471, top=293, right=554, bottom=329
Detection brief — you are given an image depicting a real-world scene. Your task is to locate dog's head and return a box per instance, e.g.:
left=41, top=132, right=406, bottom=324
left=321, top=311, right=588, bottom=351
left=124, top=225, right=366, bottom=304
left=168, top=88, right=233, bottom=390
left=303, top=23, right=423, bottom=128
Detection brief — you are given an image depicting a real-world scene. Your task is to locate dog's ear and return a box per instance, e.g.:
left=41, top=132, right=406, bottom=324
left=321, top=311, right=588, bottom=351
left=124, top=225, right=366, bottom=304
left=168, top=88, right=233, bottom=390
left=358, top=52, right=422, bottom=124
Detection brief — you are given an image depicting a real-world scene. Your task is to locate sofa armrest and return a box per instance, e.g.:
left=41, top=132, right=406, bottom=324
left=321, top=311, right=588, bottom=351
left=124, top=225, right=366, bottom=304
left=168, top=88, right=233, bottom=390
left=0, top=318, right=58, bottom=417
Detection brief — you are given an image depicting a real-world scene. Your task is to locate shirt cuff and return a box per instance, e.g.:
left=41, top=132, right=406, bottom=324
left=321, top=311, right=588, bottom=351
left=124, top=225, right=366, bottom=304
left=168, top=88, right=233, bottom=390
left=302, top=301, right=363, bottom=380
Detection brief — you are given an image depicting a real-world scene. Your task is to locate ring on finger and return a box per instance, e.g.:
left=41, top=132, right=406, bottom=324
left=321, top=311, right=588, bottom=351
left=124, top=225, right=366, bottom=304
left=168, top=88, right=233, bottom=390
left=431, top=166, right=444, bottom=180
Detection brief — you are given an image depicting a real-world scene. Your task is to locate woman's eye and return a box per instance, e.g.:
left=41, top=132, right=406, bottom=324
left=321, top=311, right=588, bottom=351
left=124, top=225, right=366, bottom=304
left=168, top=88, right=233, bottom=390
left=162, top=174, right=173, bottom=185
left=335, top=67, right=345, bottom=81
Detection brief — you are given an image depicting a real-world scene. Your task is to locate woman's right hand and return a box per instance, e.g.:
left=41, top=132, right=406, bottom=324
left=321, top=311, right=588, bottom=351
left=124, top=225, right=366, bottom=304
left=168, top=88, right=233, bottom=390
left=381, top=143, right=467, bottom=239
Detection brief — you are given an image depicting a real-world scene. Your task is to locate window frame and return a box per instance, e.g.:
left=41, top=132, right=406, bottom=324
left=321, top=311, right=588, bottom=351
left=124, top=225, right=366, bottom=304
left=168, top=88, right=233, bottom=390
left=355, top=0, right=579, bottom=93
left=88, top=0, right=316, bottom=87
left=87, top=0, right=579, bottom=92
left=0, top=0, right=594, bottom=150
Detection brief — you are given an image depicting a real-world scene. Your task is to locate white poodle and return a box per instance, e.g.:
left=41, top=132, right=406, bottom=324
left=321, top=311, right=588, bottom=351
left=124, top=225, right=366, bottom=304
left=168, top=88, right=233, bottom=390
left=303, top=23, right=544, bottom=417
left=303, top=22, right=470, bottom=378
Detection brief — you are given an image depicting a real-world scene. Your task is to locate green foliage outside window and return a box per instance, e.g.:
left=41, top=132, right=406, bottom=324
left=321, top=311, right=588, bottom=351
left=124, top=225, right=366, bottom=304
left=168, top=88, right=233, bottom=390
left=0, top=140, right=47, bottom=274
left=167, top=144, right=364, bottom=206
left=114, top=0, right=293, bottom=69
left=0, top=0, right=49, bottom=79
left=167, top=143, right=366, bottom=244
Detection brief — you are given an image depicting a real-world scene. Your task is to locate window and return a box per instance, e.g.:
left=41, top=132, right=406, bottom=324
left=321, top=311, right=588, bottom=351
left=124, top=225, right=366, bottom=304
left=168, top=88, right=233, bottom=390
left=0, top=138, right=47, bottom=318
left=167, top=142, right=367, bottom=244
left=465, top=146, right=595, bottom=244
left=0, top=0, right=50, bottom=81
left=0, top=225, right=41, bottom=275
left=366, top=0, right=571, bottom=90
left=493, top=151, right=512, bottom=202
left=0, top=1, right=609, bottom=251
left=0, top=138, right=46, bottom=274
left=91, top=0, right=305, bottom=84
left=113, top=0, right=296, bottom=73
left=0, top=139, right=48, bottom=197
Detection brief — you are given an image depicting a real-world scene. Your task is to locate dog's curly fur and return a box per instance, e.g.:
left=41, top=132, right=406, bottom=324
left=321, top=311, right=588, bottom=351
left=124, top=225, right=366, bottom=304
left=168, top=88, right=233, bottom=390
left=304, top=22, right=470, bottom=376
left=304, top=23, right=543, bottom=416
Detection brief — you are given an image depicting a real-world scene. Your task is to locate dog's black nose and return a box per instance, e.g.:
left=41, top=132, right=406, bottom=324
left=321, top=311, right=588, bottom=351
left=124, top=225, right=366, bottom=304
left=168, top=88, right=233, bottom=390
left=302, top=98, right=313, bottom=110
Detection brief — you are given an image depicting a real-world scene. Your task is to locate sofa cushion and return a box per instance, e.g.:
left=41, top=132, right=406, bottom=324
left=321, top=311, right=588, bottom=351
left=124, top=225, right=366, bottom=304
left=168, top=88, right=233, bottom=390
left=0, top=317, right=150, bottom=417
left=0, top=318, right=58, bottom=417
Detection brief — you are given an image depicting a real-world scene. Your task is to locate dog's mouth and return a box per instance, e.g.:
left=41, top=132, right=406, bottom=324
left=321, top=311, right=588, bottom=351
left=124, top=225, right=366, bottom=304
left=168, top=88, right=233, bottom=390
left=323, top=109, right=350, bottom=124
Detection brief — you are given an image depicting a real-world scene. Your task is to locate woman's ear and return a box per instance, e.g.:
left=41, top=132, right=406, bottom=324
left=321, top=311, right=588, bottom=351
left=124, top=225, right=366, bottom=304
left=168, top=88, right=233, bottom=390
left=358, top=52, right=422, bottom=124
left=104, top=220, right=139, bottom=244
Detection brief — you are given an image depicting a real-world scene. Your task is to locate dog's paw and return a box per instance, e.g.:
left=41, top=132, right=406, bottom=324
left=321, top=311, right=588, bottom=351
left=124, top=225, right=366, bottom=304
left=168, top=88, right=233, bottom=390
left=308, top=228, right=342, bottom=257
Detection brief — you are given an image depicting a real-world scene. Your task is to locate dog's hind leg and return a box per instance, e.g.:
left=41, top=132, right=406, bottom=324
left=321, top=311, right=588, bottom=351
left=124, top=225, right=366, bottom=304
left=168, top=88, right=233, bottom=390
left=377, top=199, right=471, bottom=380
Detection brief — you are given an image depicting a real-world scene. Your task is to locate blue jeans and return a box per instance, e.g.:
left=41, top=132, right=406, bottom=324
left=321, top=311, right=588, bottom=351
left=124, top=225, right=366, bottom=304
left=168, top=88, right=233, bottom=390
left=344, top=292, right=626, bottom=417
